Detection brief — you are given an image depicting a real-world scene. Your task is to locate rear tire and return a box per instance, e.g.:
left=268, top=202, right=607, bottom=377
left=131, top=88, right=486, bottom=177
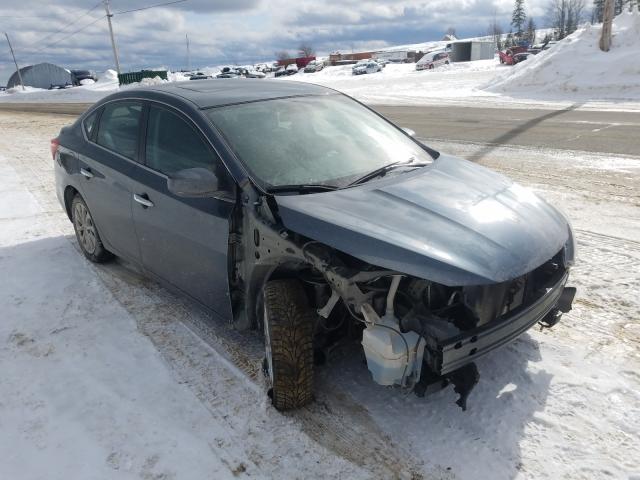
left=262, top=279, right=314, bottom=411
left=71, top=195, right=113, bottom=263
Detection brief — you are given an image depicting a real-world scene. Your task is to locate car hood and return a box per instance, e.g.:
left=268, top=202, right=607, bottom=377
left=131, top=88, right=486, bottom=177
left=275, top=154, right=570, bottom=286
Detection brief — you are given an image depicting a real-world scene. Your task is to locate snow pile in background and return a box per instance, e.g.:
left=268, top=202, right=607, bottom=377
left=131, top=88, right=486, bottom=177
left=4, top=85, right=44, bottom=94
left=137, top=76, right=166, bottom=86
left=485, top=10, right=640, bottom=99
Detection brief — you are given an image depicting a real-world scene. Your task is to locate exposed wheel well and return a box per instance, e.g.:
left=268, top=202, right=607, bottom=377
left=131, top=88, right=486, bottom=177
left=63, top=186, right=79, bottom=221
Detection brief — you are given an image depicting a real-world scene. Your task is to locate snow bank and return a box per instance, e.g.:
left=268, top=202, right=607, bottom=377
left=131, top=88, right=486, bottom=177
left=4, top=85, right=45, bottom=95
left=287, top=60, right=499, bottom=105
left=485, top=10, right=640, bottom=100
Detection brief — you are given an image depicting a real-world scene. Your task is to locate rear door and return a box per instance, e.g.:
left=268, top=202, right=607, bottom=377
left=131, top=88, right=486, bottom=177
left=77, top=101, right=142, bottom=262
left=129, top=103, right=235, bottom=317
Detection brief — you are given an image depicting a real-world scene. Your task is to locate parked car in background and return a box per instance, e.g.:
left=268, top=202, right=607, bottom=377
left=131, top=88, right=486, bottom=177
left=190, top=72, right=212, bottom=80
left=352, top=61, right=381, bottom=75
left=236, top=68, right=266, bottom=79
left=71, top=70, right=97, bottom=86
left=53, top=80, right=576, bottom=412
left=416, top=51, right=450, bottom=71
left=375, top=59, right=389, bottom=68
left=303, top=61, right=324, bottom=73
left=216, top=67, right=241, bottom=79
left=275, top=64, right=299, bottom=77
left=512, top=52, right=532, bottom=64
left=498, top=46, right=528, bottom=65
left=49, top=83, right=74, bottom=90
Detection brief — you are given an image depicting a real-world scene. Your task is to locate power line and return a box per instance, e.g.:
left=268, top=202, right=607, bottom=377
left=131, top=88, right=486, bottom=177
left=21, top=1, right=103, bottom=49
left=113, top=0, right=188, bottom=15
left=29, top=15, right=106, bottom=54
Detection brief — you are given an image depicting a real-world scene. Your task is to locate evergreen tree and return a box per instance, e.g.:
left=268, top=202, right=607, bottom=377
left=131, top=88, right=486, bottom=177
left=511, top=0, right=527, bottom=37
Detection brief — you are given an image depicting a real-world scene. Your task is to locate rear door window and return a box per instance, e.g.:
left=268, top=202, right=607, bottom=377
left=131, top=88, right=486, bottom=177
left=96, top=101, right=142, bottom=160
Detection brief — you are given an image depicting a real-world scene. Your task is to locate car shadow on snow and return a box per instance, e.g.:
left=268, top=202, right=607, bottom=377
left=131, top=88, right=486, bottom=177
left=39, top=234, right=552, bottom=479
left=468, top=102, right=584, bottom=163
left=315, top=332, right=551, bottom=479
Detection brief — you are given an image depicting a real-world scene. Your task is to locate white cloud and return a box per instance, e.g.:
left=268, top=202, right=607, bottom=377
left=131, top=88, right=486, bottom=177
left=0, top=0, right=568, bottom=82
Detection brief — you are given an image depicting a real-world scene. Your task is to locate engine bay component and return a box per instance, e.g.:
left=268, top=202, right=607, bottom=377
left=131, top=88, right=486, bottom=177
left=360, top=277, right=426, bottom=387
left=361, top=314, right=426, bottom=387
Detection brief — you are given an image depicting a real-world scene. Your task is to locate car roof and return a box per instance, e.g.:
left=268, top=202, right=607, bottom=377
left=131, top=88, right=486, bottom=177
left=111, top=79, right=333, bottom=109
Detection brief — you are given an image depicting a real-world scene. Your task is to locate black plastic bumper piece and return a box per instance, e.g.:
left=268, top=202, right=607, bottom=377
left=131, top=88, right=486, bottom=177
left=414, top=362, right=480, bottom=411
left=437, top=273, right=571, bottom=376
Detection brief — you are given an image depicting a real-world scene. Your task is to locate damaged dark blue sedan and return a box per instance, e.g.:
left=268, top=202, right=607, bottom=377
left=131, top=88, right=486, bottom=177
left=53, top=80, right=576, bottom=411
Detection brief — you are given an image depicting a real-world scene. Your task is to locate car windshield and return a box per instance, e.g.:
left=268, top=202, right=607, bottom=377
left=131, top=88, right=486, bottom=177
left=205, top=94, right=434, bottom=189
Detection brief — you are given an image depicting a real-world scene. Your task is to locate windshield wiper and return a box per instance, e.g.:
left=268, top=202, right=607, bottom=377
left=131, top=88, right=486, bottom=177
left=347, top=160, right=428, bottom=187
left=266, top=184, right=339, bottom=194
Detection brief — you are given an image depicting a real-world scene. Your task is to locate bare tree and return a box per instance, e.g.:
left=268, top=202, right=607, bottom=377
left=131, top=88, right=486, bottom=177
left=275, top=50, right=290, bottom=61
left=488, top=20, right=504, bottom=50
left=592, top=0, right=605, bottom=22
left=298, top=43, right=315, bottom=58
left=526, top=17, right=537, bottom=43
left=547, top=0, right=587, bottom=39
left=446, top=26, right=457, bottom=37
left=599, top=0, right=615, bottom=50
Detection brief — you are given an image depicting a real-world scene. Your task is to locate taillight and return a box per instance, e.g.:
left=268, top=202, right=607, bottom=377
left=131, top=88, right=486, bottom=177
left=50, top=138, right=59, bottom=160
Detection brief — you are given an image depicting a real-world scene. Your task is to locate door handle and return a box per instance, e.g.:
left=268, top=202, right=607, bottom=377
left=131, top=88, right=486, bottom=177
left=80, top=167, right=94, bottom=179
left=133, top=193, right=154, bottom=208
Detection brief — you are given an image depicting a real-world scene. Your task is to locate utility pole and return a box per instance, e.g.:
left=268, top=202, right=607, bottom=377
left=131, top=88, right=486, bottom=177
left=4, top=33, right=25, bottom=90
left=103, top=0, right=121, bottom=74
left=599, top=0, right=615, bottom=51
left=186, top=34, right=191, bottom=71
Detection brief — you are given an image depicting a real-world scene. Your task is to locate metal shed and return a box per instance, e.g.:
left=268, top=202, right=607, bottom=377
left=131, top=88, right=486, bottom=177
left=448, top=41, right=495, bottom=62
left=7, top=62, right=74, bottom=89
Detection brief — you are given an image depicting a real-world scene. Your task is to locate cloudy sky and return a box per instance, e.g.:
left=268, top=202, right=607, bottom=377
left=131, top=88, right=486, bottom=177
left=1, top=0, right=551, bottom=83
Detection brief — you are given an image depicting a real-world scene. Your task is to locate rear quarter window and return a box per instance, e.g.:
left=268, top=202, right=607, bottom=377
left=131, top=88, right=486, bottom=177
left=83, top=109, right=100, bottom=140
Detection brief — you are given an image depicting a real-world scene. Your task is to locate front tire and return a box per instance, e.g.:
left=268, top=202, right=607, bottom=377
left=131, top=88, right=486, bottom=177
left=262, top=279, right=314, bottom=411
left=71, top=195, right=113, bottom=263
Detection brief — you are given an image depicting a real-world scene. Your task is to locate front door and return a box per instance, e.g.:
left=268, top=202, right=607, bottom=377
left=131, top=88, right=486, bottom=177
left=129, top=103, right=235, bottom=317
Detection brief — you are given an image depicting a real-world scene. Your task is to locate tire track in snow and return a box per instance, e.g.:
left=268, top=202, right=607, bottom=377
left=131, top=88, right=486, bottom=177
left=93, top=259, right=429, bottom=479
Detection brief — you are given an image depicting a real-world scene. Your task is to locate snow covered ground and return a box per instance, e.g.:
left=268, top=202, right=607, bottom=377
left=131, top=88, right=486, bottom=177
left=487, top=10, right=640, bottom=103
left=1, top=111, right=639, bottom=480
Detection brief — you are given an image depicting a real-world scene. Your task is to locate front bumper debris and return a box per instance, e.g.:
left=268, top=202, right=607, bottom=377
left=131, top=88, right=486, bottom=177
left=415, top=273, right=574, bottom=410
left=437, top=272, right=571, bottom=376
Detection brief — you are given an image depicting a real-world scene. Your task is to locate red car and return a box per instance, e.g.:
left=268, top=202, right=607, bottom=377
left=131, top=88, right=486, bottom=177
left=499, top=46, right=528, bottom=65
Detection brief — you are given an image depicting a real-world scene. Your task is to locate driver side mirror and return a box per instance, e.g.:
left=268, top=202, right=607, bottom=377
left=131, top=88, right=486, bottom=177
left=401, top=127, right=416, bottom=137
left=167, top=167, right=220, bottom=198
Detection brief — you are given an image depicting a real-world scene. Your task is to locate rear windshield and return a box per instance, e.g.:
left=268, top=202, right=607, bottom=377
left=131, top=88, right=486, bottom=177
left=205, top=94, right=433, bottom=188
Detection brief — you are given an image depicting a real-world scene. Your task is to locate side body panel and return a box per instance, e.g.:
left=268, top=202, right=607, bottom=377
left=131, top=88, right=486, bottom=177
left=128, top=163, right=235, bottom=317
